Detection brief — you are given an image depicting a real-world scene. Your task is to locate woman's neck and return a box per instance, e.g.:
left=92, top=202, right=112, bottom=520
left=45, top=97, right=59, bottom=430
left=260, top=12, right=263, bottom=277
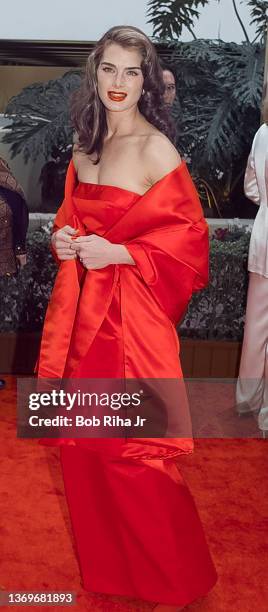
left=105, top=106, right=143, bottom=138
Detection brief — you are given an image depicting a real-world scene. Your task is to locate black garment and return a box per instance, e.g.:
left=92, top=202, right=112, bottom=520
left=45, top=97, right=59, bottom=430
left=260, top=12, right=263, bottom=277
left=0, top=186, right=29, bottom=254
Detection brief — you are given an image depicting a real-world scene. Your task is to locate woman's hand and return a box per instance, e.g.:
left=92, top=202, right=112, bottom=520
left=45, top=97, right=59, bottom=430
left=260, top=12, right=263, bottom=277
left=51, top=225, right=79, bottom=260
left=70, top=234, right=134, bottom=269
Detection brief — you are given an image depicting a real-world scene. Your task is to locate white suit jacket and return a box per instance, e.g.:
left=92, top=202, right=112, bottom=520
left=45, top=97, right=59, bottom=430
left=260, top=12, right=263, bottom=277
left=244, top=122, right=268, bottom=277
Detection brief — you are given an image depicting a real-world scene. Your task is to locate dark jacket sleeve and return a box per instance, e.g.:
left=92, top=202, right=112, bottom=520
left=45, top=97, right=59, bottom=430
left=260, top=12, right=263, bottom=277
left=0, top=187, right=29, bottom=254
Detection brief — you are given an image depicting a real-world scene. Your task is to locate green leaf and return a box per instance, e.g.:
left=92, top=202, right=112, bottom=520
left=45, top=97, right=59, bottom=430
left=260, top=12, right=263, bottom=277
left=247, top=0, right=268, bottom=42
left=146, top=0, right=210, bottom=39
left=3, top=70, right=82, bottom=162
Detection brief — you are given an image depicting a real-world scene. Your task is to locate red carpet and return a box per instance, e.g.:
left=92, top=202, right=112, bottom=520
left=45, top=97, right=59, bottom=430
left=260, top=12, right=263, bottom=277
left=1, top=375, right=268, bottom=611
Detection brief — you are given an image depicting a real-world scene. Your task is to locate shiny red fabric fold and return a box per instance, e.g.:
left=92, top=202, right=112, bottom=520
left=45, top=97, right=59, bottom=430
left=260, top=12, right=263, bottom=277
left=37, top=159, right=208, bottom=379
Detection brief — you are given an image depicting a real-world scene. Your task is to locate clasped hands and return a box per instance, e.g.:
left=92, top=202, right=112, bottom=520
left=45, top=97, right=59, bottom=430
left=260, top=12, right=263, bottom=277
left=51, top=225, right=134, bottom=269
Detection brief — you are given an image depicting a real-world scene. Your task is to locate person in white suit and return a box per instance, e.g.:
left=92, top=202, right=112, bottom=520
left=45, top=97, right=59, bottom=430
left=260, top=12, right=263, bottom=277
left=236, top=102, right=268, bottom=437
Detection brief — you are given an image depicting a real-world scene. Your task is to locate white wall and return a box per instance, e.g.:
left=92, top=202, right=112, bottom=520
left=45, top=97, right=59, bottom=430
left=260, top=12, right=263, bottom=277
left=0, top=0, right=258, bottom=43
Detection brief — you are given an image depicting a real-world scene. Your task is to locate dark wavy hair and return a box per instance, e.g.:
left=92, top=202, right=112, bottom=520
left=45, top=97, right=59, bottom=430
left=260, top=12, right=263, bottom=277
left=159, top=60, right=177, bottom=81
left=70, top=25, right=176, bottom=164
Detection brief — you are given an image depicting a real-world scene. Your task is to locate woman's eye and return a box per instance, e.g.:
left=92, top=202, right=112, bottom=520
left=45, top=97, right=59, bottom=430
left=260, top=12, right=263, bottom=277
left=101, top=67, right=138, bottom=76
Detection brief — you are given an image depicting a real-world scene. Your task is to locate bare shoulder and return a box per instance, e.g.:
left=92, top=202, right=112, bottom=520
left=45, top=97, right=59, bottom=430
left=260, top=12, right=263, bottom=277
left=142, top=132, right=182, bottom=185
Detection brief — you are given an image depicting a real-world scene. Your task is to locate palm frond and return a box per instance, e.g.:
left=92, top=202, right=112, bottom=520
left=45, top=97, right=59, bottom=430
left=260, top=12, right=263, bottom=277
left=247, top=0, right=268, bottom=41
left=146, top=0, right=209, bottom=39
left=214, top=43, right=264, bottom=107
left=169, top=39, right=263, bottom=186
left=3, top=70, right=82, bottom=162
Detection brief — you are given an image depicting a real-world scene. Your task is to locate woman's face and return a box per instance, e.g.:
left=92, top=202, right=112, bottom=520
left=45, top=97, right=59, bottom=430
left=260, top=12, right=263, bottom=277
left=162, top=70, right=176, bottom=106
left=96, top=43, right=144, bottom=112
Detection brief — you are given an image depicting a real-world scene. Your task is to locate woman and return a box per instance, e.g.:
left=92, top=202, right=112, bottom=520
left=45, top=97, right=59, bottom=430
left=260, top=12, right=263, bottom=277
left=236, top=99, right=268, bottom=437
left=160, top=62, right=177, bottom=108
left=0, top=157, right=28, bottom=390
left=0, top=156, right=28, bottom=276
left=36, top=26, right=218, bottom=610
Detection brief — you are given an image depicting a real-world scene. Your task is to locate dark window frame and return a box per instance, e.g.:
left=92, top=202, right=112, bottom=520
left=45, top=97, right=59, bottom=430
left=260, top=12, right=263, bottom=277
left=0, top=39, right=174, bottom=67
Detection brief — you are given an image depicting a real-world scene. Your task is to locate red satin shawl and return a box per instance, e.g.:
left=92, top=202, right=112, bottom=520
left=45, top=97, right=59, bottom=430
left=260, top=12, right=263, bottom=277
left=36, top=159, right=209, bottom=379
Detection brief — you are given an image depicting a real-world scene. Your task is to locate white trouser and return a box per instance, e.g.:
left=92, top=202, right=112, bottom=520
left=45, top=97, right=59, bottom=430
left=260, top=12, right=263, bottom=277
left=236, top=271, right=268, bottom=430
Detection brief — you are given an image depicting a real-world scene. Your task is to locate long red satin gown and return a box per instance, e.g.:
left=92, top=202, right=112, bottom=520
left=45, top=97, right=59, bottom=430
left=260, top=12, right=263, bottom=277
left=37, top=161, right=218, bottom=606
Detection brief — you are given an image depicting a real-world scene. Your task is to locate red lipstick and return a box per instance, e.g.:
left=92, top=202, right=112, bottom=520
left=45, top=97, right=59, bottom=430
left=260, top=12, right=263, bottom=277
left=108, top=91, right=127, bottom=101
